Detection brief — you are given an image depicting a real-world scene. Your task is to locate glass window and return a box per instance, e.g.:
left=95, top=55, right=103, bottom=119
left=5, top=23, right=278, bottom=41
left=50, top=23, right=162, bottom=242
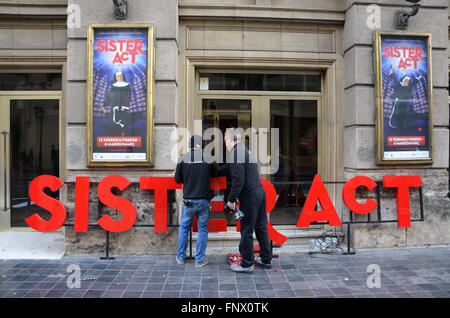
left=0, top=73, right=62, bottom=91
left=199, top=73, right=321, bottom=92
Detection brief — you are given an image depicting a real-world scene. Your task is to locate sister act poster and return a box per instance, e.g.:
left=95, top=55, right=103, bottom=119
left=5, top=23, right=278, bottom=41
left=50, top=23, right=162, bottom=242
left=375, top=32, right=433, bottom=163
left=87, top=25, right=154, bottom=165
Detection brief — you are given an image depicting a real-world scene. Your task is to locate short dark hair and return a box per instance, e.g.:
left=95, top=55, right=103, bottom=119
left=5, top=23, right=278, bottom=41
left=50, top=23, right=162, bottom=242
left=190, top=135, right=203, bottom=149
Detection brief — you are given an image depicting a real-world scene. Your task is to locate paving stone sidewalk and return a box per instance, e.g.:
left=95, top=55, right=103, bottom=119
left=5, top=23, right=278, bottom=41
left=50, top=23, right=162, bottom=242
left=0, top=247, right=449, bottom=298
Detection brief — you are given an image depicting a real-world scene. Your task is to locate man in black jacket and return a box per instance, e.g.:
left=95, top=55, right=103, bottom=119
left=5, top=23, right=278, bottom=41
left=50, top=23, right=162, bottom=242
left=219, top=128, right=272, bottom=273
left=175, top=135, right=216, bottom=267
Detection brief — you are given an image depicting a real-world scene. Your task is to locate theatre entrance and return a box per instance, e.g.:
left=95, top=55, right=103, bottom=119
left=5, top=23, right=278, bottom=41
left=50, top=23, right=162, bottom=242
left=0, top=92, right=61, bottom=231
left=197, top=72, right=321, bottom=229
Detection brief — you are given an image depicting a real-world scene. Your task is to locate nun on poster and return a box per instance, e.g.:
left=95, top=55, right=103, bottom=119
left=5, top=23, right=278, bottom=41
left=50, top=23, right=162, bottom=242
left=101, top=71, right=132, bottom=136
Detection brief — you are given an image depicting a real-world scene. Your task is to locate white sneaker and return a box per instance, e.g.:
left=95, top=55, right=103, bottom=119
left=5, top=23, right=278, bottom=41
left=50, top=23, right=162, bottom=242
left=255, top=257, right=272, bottom=269
left=195, top=260, right=208, bottom=268
left=230, top=264, right=254, bottom=274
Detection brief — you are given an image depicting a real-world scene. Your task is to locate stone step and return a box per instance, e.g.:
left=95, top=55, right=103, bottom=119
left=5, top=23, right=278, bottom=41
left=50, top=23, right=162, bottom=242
left=189, top=229, right=345, bottom=256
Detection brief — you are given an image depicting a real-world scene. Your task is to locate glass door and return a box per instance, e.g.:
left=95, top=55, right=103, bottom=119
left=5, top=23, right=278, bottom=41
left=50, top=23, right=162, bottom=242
left=260, top=96, right=320, bottom=226
left=198, top=94, right=320, bottom=228
left=199, top=95, right=260, bottom=226
left=0, top=95, right=60, bottom=230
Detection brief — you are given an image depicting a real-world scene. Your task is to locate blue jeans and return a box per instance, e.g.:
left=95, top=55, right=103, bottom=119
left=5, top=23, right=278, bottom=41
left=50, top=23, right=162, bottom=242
left=177, top=199, right=210, bottom=263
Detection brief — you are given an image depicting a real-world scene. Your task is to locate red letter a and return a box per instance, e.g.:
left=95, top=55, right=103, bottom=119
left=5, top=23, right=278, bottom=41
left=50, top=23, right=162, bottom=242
left=296, top=174, right=342, bottom=228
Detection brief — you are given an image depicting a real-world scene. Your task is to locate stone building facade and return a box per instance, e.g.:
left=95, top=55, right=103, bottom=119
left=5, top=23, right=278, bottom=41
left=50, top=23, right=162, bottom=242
left=0, top=0, right=448, bottom=256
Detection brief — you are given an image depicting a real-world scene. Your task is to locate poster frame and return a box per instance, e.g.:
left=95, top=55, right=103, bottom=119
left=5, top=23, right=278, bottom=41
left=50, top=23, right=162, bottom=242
left=374, top=31, right=433, bottom=165
left=86, top=23, right=155, bottom=167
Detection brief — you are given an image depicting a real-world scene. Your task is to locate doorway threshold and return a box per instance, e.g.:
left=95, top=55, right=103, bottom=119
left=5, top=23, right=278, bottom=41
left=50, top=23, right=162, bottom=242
left=0, top=230, right=65, bottom=259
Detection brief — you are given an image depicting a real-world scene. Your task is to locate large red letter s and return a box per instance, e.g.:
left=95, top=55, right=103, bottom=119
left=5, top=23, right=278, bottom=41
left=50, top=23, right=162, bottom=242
left=27, top=175, right=67, bottom=232
left=97, top=175, right=137, bottom=232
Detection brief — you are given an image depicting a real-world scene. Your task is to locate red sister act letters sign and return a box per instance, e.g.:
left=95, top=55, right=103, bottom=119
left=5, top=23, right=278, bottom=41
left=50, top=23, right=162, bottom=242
left=26, top=175, right=422, bottom=246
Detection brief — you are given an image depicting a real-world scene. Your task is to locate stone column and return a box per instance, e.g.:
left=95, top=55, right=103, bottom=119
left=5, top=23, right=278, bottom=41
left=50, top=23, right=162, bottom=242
left=65, top=0, right=179, bottom=255
left=343, top=0, right=450, bottom=248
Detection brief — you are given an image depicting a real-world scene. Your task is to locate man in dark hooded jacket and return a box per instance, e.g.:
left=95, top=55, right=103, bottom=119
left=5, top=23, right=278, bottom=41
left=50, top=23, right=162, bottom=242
left=218, top=128, right=272, bottom=274
left=174, top=135, right=217, bottom=268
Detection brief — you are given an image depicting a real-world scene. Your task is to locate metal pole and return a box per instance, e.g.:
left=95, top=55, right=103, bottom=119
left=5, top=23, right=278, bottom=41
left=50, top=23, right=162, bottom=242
left=189, top=228, right=193, bottom=260
left=1, top=131, right=8, bottom=212
left=105, top=231, right=109, bottom=259
left=419, top=187, right=424, bottom=221
left=271, top=240, right=279, bottom=259
left=376, top=182, right=382, bottom=221
left=100, top=231, right=115, bottom=260
left=185, top=227, right=194, bottom=260
left=343, top=223, right=355, bottom=255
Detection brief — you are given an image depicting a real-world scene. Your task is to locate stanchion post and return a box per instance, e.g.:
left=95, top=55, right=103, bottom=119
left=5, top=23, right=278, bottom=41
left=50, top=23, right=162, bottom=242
left=189, top=228, right=193, bottom=259
left=185, top=228, right=194, bottom=260
left=343, top=223, right=355, bottom=255
left=376, top=181, right=382, bottom=221
left=271, top=240, right=279, bottom=259
left=100, top=230, right=115, bottom=260
left=419, top=186, right=424, bottom=221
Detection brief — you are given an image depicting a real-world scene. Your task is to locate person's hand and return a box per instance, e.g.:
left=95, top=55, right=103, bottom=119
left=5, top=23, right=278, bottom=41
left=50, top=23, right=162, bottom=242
left=227, top=201, right=236, bottom=211
left=101, top=106, right=107, bottom=114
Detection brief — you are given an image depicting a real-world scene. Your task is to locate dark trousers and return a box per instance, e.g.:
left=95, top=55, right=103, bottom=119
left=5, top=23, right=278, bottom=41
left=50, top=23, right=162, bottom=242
left=238, top=188, right=272, bottom=268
